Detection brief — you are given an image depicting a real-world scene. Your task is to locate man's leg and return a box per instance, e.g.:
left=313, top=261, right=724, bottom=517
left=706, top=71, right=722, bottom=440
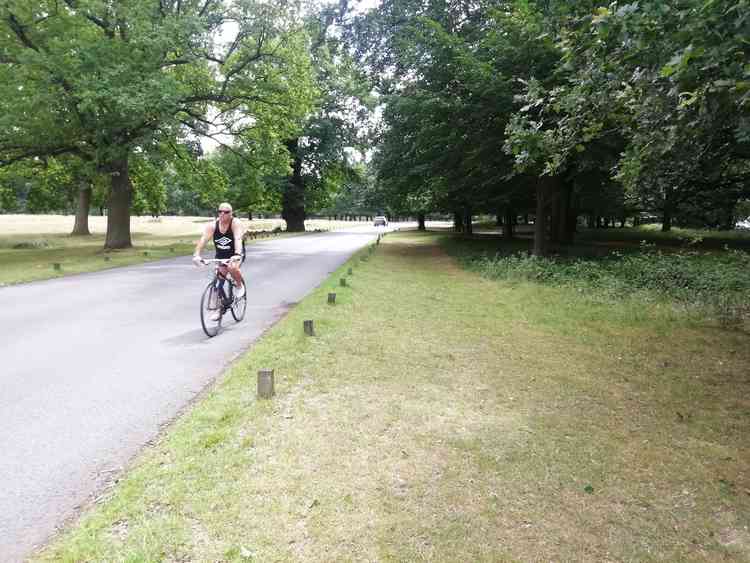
left=228, top=261, right=245, bottom=296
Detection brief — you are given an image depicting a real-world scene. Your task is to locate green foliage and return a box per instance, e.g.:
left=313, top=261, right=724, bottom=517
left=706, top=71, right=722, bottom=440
left=164, top=147, right=230, bottom=216
left=130, top=156, right=167, bottom=217
left=458, top=244, right=750, bottom=326
left=1, top=0, right=317, bottom=245
left=353, top=0, right=750, bottom=237
left=505, top=0, right=750, bottom=228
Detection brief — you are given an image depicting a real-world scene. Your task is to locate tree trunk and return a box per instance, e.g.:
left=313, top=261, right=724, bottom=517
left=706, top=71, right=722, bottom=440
left=248, top=211, right=253, bottom=220
left=454, top=211, right=463, bottom=232
left=661, top=209, right=672, bottom=232
left=557, top=181, right=573, bottom=244
left=533, top=179, right=550, bottom=256
left=282, top=138, right=306, bottom=232
left=549, top=189, right=561, bottom=245
left=464, top=210, right=473, bottom=235
left=503, top=207, right=515, bottom=240
left=662, top=188, right=673, bottom=232
left=71, top=183, right=92, bottom=236
left=417, top=212, right=426, bottom=231
left=104, top=157, right=133, bottom=249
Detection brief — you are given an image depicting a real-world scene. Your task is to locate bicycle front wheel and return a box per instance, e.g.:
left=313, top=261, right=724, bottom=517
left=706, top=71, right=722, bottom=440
left=231, top=293, right=247, bottom=322
left=200, top=282, right=222, bottom=337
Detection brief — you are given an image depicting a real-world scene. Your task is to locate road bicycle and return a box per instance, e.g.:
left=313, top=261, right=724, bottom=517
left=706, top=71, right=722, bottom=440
left=198, top=258, right=247, bottom=337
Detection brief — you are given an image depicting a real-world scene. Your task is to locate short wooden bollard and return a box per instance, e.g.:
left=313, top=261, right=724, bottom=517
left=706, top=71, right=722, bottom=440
left=327, top=292, right=336, bottom=304
left=53, top=263, right=61, bottom=271
left=143, top=251, right=149, bottom=256
left=104, top=256, right=111, bottom=262
left=304, top=319, right=315, bottom=336
left=340, top=277, right=347, bottom=287
left=257, top=369, right=275, bottom=399
left=347, top=267, right=353, bottom=275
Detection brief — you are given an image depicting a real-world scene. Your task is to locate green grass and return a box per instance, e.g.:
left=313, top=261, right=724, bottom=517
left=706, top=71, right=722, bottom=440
left=0, top=233, right=197, bottom=286
left=443, top=237, right=750, bottom=330
left=34, top=231, right=750, bottom=562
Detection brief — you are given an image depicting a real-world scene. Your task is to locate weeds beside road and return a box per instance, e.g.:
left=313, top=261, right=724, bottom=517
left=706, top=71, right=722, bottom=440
left=36, top=231, right=750, bottom=562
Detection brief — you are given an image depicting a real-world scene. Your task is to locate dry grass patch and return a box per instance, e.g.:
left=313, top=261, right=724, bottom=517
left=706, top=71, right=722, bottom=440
left=36, top=231, right=750, bottom=562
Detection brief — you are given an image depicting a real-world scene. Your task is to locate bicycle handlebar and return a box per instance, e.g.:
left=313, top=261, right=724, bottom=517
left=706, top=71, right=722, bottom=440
left=196, top=257, right=240, bottom=266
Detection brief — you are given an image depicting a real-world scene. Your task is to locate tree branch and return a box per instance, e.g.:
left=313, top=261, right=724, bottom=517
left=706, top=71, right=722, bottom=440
left=0, top=145, right=82, bottom=167
left=62, top=0, right=115, bottom=38
left=199, top=0, right=215, bottom=17
left=7, top=13, right=39, bottom=51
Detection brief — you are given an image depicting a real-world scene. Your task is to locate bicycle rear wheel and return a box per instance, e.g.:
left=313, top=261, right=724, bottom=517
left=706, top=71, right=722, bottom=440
left=200, top=281, right=222, bottom=337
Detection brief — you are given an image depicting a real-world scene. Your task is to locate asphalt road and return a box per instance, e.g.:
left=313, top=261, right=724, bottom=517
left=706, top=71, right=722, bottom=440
left=0, top=225, right=387, bottom=561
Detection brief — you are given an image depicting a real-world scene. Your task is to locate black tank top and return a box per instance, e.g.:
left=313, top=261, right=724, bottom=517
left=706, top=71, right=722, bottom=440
left=213, top=219, right=241, bottom=259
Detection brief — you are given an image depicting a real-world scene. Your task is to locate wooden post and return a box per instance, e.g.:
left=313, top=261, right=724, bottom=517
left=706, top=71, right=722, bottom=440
left=327, top=293, right=336, bottom=304
left=257, top=369, right=275, bottom=399
left=304, top=320, right=314, bottom=336
left=143, top=251, right=149, bottom=256
left=340, top=277, right=347, bottom=287
left=53, top=263, right=61, bottom=271
left=104, top=256, right=110, bottom=262
left=347, top=267, right=353, bottom=275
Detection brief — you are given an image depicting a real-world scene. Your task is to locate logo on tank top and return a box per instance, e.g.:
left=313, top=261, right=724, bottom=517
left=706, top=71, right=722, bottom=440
left=216, top=236, right=232, bottom=249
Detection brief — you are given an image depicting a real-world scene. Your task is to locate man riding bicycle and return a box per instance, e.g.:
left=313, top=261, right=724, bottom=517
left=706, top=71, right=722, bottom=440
left=192, top=203, right=246, bottom=306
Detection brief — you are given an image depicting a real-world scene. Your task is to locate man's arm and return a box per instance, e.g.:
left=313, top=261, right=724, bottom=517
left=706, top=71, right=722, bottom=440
left=193, top=223, right=213, bottom=261
left=232, top=219, right=245, bottom=256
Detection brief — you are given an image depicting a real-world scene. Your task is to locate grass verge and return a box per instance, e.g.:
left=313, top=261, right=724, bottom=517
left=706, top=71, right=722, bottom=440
left=35, top=231, right=750, bottom=562
left=0, top=233, right=196, bottom=286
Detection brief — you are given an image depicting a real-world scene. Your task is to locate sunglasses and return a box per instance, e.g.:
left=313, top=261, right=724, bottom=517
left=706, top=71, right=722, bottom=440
left=218, top=210, right=231, bottom=214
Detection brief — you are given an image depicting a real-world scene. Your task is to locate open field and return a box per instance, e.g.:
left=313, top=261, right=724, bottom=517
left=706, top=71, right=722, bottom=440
left=36, top=231, right=750, bottom=562
left=0, top=214, right=369, bottom=286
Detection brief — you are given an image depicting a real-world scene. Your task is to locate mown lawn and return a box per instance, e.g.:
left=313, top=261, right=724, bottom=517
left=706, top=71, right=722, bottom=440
left=36, top=231, right=750, bottom=562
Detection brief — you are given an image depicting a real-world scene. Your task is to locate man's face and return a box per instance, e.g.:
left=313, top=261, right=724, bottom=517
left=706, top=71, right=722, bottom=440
left=218, top=206, right=232, bottom=219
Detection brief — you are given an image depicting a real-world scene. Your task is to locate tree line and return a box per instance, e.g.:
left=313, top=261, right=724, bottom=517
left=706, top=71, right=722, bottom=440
left=350, top=0, right=750, bottom=254
left=0, top=0, right=375, bottom=247
left=2, top=1, right=748, bottom=255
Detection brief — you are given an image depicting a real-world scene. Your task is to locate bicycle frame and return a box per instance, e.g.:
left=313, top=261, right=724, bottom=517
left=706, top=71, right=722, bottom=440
left=201, top=259, right=236, bottom=306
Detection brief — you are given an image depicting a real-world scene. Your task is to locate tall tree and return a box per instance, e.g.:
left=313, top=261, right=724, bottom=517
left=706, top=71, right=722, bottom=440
left=280, top=3, right=373, bottom=231
left=0, top=0, right=314, bottom=248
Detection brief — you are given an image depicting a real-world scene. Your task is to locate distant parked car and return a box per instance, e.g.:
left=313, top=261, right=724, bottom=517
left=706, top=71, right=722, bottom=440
left=374, top=216, right=388, bottom=227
